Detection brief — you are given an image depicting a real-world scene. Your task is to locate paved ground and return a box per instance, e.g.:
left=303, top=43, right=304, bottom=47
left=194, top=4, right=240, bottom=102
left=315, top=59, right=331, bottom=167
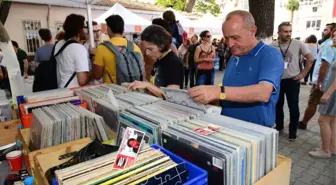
left=214, top=71, right=336, bottom=185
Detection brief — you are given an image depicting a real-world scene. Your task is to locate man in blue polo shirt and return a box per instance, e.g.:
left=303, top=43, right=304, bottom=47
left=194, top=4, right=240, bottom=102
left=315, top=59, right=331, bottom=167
left=188, top=10, right=284, bottom=127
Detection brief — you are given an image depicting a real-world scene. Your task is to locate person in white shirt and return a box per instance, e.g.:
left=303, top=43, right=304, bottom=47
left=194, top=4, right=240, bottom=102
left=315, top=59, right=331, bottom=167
left=54, top=14, right=90, bottom=88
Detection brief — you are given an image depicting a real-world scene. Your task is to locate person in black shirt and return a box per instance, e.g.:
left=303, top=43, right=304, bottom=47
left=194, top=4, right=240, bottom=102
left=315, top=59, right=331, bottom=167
left=186, top=34, right=200, bottom=88
left=128, top=25, right=183, bottom=98
left=12, top=41, right=28, bottom=78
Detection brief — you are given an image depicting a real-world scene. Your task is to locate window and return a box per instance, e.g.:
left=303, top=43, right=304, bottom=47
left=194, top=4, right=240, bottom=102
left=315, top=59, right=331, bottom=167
left=306, top=21, right=311, bottom=28
left=22, top=20, right=42, bottom=54
left=306, top=19, right=321, bottom=30
left=240, top=0, right=249, bottom=11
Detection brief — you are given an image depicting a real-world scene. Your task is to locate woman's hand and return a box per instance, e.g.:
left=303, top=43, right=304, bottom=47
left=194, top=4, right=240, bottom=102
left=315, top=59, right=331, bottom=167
left=320, top=92, right=331, bottom=104
left=128, top=81, right=149, bottom=91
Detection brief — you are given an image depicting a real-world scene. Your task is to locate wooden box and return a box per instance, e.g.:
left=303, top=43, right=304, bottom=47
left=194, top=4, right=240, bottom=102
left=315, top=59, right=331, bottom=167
left=0, top=119, right=21, bottom=146
left=18, top=128, right=91, bottom=185
left=254, top=155, right=292, bottom=185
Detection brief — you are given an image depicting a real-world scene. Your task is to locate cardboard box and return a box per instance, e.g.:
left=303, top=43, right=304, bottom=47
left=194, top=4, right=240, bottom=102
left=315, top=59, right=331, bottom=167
left=0, top=119, right=21, bottom=146
left=18, top=128, right=91, bottom=185
left=254, top=155, right=292, bottom=185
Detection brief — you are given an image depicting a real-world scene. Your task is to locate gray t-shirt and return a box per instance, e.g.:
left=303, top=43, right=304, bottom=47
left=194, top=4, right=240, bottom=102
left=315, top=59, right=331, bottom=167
left=35, top=43, right=54, bottom=64
left=272, top=39, right=311, bottom=79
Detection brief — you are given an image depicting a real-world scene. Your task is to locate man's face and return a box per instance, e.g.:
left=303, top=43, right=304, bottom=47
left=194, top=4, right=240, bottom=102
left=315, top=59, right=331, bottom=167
left=12, top=46, right=18, bottom=53
left=142, top=41, right=162, bottom=61
left=222, top=16, right=256, bottom=56
left=322, top=26, right=332, bottom=39
left=278, top=25, right=292, bottom=42
left=332, top=31, right=336, bottom=46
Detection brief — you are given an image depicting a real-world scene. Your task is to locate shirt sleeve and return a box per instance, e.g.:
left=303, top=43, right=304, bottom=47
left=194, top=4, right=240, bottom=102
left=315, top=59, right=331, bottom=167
left=258, top=48, right=284, bottom=93
left=74, top=44, right=89, bottom=73
left=321, top=46, right=335, bottom=64
left=165, top=56, right=183, bottom=86
left=35, top=49, right=40, bottom=63
left=94, top=45, right=105, bottom=67
left=300, top=41, right=311, bottom=56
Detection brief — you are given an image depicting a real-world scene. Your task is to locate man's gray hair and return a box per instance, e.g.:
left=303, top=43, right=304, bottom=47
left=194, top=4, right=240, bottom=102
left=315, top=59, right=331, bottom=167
left=224, top=10, right=255, bottom=29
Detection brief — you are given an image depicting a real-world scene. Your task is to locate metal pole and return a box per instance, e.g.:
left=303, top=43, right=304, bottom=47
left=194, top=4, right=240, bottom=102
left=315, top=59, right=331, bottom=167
left=86, top=1, right=95, bottom=47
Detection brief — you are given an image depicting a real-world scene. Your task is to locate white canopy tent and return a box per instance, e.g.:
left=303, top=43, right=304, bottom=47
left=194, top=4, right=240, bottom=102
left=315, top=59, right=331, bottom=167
left=94, top=3, right=151, bottom=33
left=193, top=12, right=223, bottom=35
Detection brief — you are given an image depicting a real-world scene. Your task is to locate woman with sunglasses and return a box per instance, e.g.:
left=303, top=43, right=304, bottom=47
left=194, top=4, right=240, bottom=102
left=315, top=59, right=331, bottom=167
left=194, top=30, right=216, bottom=85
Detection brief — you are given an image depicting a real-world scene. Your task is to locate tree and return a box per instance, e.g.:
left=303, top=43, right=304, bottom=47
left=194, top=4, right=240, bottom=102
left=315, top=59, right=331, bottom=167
left=184, top=0, right=196, bottom=12
left=194, top=0, right=221, bottom=16
left=249, top=0, right=275, bottom=42
left=156, top=0, right=220, bottom=15
left=156, top=0, right=186, bottom=11
left=286, top=0, right=299, bottom=23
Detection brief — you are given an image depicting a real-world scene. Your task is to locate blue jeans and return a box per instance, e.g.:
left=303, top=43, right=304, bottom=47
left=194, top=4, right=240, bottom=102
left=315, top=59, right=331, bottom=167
left=189, top=63, right=197, bottom=88
left=196, top=69, right=215, bottom=86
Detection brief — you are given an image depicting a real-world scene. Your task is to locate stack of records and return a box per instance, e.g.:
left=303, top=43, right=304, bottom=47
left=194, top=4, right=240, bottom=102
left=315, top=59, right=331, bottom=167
left=126, top=100, right=205, bottom=125
left=21, top=96, right=82, bottom=114
left=31, top=103, right=110, bottom=149
left=74, top=84, right=127, bottom=111
left=55, top=147, right=189, bottom=185
left=118, top=112, right=162, bottom=145
left=162, top=114, right=278, bottom=185
left=0, top=89, right=11, bottom=121
left=23, top=88, right=74, bottom=103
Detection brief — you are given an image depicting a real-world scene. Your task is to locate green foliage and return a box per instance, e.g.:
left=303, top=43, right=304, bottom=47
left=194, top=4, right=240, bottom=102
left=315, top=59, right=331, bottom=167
left=156, top=0, right=186, bottom=11
left=194, top=0, right=221, bottom=16
left=286, top=0, right=299, bottom=11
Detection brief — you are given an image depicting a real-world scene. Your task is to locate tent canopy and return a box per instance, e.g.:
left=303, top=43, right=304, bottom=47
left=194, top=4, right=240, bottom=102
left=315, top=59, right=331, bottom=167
left=94, top=3, right=151, bottom=32
left=193, top=12, right=223, bottom=35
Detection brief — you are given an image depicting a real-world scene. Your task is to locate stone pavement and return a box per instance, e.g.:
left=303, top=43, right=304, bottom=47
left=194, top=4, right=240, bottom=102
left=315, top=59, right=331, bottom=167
left=214, top=71, right=336, bottom=185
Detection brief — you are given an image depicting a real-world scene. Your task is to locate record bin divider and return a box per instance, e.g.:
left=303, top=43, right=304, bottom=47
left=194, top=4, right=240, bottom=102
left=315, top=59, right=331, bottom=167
left=151, top=144, right=208, bottom=185
left=19, top=100, right=87, bottom=128
left=18, top=128, right=92, bottom=185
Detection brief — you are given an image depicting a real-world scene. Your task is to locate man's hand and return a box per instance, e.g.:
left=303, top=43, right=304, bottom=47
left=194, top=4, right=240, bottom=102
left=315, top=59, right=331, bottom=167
left=188, top=85, right=221, bottom=104
left=293, top=73, right=306, bottom=82
left=24, top=73, right=28, bottom=79
left=128, top=81, right=149, bottom=91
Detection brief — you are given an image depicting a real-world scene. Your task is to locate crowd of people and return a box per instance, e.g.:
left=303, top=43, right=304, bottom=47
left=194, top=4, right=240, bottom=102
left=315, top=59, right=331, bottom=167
left=4, top=9, right=336, bottom=159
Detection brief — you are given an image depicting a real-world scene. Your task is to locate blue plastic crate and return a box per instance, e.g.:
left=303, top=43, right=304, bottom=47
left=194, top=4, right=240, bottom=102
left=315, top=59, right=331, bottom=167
left=151, top=144, right=208, bottom=185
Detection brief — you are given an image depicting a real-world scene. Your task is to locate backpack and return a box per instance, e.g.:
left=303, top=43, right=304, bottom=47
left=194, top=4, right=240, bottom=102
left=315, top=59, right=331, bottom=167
left=101, top=40, right=144, bottom=85
left=33, top=40, right=77, bottom=92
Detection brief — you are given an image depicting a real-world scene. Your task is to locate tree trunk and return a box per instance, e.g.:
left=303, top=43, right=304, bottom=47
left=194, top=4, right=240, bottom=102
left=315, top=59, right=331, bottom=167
left=248, top=0, right=275, bottom=42
left=290, top=10, right=294, bottom=23
left=184, top=0, right=196, bottom=13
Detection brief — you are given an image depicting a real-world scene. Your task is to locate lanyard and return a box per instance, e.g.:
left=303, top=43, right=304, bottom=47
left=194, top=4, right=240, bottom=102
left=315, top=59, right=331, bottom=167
left=278, top=39, right=292, bottom=60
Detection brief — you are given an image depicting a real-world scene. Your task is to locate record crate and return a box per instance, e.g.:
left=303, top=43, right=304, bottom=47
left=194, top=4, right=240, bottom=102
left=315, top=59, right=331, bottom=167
left=19, top=100, right=87, bottom=128
left=0, top=108, right=20, bottom=146
left=254, top=155, right=291, bottom=185
left=18, top=128, right=91, bottom=185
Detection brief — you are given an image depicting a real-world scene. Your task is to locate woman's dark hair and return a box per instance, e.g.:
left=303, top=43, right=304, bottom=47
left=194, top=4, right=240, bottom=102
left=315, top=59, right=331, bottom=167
left=152, top=18, right=171, bottom=34
left=105, top=15, right=124, bottom=34
left=63, top=14, right=85, bottom=40
left=38, top=28, right=52, bottom=42
left=306, top=35, right=317, bottom=44
left=141, top=25, right=172, bottom=52
left=200, top=30, right=210, bottom=40
left=163, top=10, right=176, bottom=23
left=11, top=41, right=19, bottom=48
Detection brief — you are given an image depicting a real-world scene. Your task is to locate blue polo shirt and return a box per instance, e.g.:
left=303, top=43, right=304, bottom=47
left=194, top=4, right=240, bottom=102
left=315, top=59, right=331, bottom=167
left=221, top=41, right=284, bottom=127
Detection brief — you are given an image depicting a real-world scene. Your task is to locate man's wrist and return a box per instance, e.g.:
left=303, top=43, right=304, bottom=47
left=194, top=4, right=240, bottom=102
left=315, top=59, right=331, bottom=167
left=213, top=86, right=221, bottom=101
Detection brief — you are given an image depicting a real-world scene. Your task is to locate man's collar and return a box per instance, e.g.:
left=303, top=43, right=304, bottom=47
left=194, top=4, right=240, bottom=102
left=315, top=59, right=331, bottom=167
left=248, top=41, right=265, bottom=56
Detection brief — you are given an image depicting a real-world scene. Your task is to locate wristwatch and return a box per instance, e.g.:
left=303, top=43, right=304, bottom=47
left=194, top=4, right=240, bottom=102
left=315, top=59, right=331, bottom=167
left=219, top=86, right=226, bottom=100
